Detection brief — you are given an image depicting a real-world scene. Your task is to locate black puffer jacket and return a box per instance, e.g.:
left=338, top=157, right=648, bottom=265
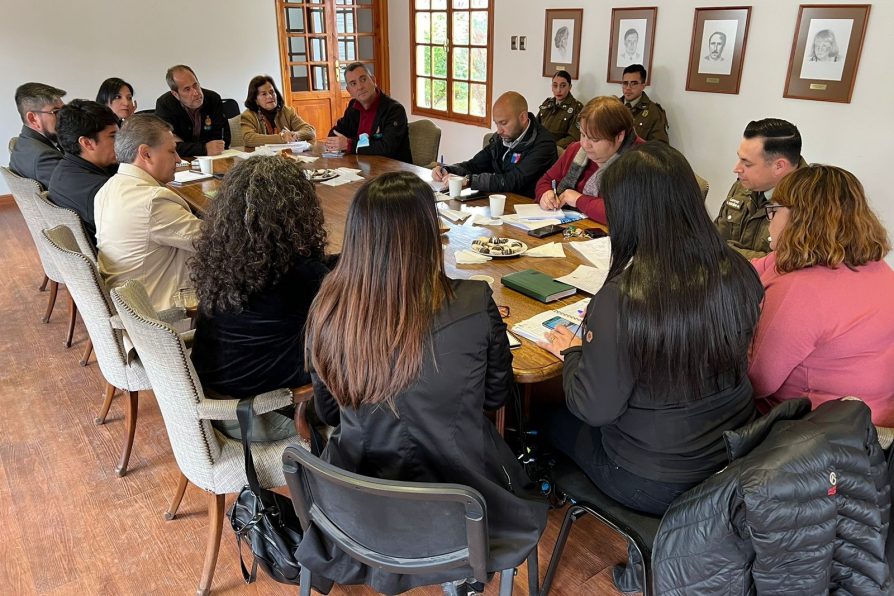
left=653, top=399, right=891, bottom=595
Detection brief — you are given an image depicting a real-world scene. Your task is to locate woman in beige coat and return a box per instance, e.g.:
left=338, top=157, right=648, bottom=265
left=239, top=75, right=315, bottom=147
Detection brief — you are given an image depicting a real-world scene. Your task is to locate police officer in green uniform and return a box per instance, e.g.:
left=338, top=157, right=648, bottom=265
left=714, top=118, right=805, bottom=259
left=620, top=64, right=669, bottom=144
left=536, top=70, right=584, bottom=150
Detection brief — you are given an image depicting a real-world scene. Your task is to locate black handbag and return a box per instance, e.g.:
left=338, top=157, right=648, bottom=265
left=227, top=397, right=303, bottom=585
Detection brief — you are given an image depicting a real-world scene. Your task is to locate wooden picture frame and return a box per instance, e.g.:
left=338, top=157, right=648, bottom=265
left=543, top=9, right=583, bottom=79
left=783, top=4, right=871, bottom=103
left=607, top=7, right=657, bottom=84
left=686, top=7, right=751, bottom=94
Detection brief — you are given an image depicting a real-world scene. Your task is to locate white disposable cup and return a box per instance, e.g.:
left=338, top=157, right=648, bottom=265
left=469, top=274, right=495, bottom=287
left=197, top=156, right=213, bottom=175
left=448, top=176, right=463, bottom=197
left=489, top=194, right=506, bottom=217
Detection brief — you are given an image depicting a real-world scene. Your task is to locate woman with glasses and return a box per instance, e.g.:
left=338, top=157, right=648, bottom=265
left=536, top=96, right=644, bottom=224
left=96, top=77, right=137, bottom=123
left=239, top=75, right=315, bottom=147
left=300, top=172, right=547, bottom=594
left=749, top=165, right=894, bottom=425
left=189, top=155, right=329, bottom=440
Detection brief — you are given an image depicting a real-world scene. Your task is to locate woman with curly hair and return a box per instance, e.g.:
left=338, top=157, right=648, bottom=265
left=190, top=155, right=329, bottom=440
left=749, top=165, right=894, bottom=424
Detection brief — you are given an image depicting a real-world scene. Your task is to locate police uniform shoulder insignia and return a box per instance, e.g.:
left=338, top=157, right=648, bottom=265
left=567, top=107, right=574, bottom=113
left=642, top=110, right=649, bottom=117
left=726, top=198, right=743, bottom=210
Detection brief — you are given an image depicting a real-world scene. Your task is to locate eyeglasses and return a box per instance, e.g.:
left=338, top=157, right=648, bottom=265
left=36, top=108, right=61, bottom=116
left=497, top=305, right=511, bottom=318
left=621, top=81, right=643, bottom=87
left=765, top=203, right=784, bottom=221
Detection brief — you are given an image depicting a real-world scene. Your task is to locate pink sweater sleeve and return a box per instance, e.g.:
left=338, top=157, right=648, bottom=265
left=535, top=144, right=577, bottom=203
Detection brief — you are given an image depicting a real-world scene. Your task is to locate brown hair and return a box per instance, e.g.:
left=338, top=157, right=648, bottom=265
left=305, top=172, right=453, bottom=409
left=773, top=164, right=890, bottom=272
left=578, top=96, right=635, bottom=142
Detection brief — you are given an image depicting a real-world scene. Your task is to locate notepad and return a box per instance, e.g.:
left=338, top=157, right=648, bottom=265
left=170, top=170, right=213, bottom=185
left=511, top=298, right=590, bottom=343
left=514, top=203, right=564, bottom=219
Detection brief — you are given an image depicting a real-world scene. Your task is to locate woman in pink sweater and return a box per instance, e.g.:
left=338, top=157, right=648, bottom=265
left=749, top=165, right=894, bottom=425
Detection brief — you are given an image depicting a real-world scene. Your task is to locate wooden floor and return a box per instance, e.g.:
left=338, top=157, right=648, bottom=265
left=0, top=202, right=633, bottom=596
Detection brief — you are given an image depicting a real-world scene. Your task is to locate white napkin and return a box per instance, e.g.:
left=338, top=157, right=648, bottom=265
left=556, top=265, right=610, bottom=294
left=455, top=249, right=492, bottom=264
left=434, top=192, right=452, bottom=202
left=439, top=208, right=472, bottom=223
left=524, top=242, right=566, bottom=258
left=470, top=215, right=502, bottom=226
left=291, top=155, right=318, bottom=163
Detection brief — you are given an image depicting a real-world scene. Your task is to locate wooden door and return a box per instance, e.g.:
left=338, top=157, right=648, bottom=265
left=275, top=0, right=390, bottom=138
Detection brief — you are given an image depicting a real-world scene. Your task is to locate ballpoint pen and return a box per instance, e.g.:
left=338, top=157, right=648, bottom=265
left=439, top=154, right=445, bottom=178
left=551, top=180, right=558, bottom=209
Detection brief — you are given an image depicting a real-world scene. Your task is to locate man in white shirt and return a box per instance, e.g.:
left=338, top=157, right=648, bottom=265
left=94, top=113, right=201, bottom=310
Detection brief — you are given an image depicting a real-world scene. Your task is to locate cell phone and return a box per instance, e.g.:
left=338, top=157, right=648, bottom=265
left=528, top=224, right=564, bottom=238
left=584, top=228, right=608, bottom=239
left=542, top=316, right=581, bottom=335
left=506, top=330, right=522, bottom=349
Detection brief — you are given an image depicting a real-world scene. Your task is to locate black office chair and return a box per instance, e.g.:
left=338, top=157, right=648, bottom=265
left=134, top=109, right=155, bottom=115
left=540, top=453, right=662, bottom=596
left=282, top=445, right=539, bottom=596
left=222, top=98, right=240, bottom=120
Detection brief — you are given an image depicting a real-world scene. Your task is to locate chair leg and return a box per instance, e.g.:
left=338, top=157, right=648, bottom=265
left=114, top=391, right=139, bottom=477
left=65, top=295, right=77, bottom=348
left=164, top=473, right=190, bottom=521
left=539, top=505, right=586, bottom=596
left=42, top=280, right=58, bottom=323
left=527, top=546, right=539, bottom=596
left=80, top=339, right=93, bottom=366
left=95, top=382, right=116, bottom=425
left=197, top=493, right=226, bottom=596
left=39, top=274, right=49, bottom=292
left=498, top=568, right=515, bottom=596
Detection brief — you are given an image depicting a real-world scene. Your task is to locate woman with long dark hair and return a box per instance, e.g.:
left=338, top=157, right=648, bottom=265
left=190, top=155, right=328, bottom=440
left=239, top=75, right=315, bottom=147
left=300, top=172, right=547, bottom=594
left=96, top=77, right=136, bottom=122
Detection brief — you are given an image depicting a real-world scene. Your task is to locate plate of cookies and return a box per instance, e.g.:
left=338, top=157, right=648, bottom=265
left=470, top=237, right=527, bottom=257
left=306, top=168, right=339, bottom=182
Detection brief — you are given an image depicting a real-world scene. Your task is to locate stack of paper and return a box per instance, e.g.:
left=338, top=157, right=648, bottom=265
left=171, top=170, right=213, bottom=185
left=438, top=208, right=472, bottom=223
left=262, top=141, right=312, bottom=153
left=514, top=204, right=563, bottom=219
left=501, top=214, right=562, bottom=230
left=511, top=298, right=591, bottom=343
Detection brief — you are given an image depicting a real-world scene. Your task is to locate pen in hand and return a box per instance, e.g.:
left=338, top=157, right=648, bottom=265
left=551, top=180, right=559, bottom=210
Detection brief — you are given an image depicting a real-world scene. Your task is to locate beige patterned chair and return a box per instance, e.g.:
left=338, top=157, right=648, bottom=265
left=408, top=119, right=441, bottom=168
left=0, top=166, right=71, bottom=328
left=110, top=279, right=307, bottom=596
left=42, top=225, right=155, bottom=477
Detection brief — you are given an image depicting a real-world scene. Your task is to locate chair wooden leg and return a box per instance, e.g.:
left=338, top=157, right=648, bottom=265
left=65, top=295, right=77, bottom=348
left=42, top=280, right=58, bottom=323
left=39, top=274, right=49, bottom=292
left=498, top=568, right=515, bottom=596
left=165, top=473, right=190, bottom=521
left=495, top=405, right=506, bottom=437
left=80, top=339, right=93, bottom=366
left=95, top=382, right=116, bottom=425
left=539, top=505, right=586, bottom=596
left=197, top=493, right=226, bottom=596
left=527, top=546, right=539, bottom=596
left=114, top=391, right=139, bottom=477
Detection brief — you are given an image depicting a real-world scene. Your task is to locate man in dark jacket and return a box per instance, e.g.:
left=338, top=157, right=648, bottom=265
left=432, top=92, right=557, bottom=199
left=155, top=64, right=230, bottom=157
left=652, top=399, right=891, bottom=595
left=9, top=82, right=67, bottom=189
left=324, top=62, right=411, bottom=163
left=48, top=100, right=119, bottom=248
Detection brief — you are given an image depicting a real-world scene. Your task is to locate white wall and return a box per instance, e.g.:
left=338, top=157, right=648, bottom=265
left=0, top=0, right=282, bottom=192
left=389, top=0, right=893, bottom=263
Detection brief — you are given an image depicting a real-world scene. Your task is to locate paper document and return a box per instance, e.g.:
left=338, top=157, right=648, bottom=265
left=501, top=214, right=562, bottom=230
left=568, top=237, right=612, bottom=268
left=438, top=207, right=472, bottom=223
left=511, top=298, right=591, bottom=343
left=171, top=170, right=213, bottom=185
left=262, top=141, right=311, bottom=153
left=556, top=265, right=610, bottom=295
left=514, top=203, right=564, bottom=219
left=524, top=242, right=565, bottom=258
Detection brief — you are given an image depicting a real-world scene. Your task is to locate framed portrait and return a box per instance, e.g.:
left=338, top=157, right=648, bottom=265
left=686, top=7, right=752, bottom=94
left=607, top=7, right=657, bottom=84
left=784, top=4, right=871, bottom=103
left=542, top=9, right=583, bottom=79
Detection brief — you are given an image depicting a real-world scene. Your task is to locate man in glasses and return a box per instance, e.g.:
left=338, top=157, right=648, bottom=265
left=619, top=64, right=668, bottom=144
left=9, top=82, right=67, bottom=189
left=714, top=118, right=806, bottom=259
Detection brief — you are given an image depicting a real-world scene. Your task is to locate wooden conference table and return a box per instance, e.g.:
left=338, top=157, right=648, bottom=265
left=171, top=148, right=606, bottom=392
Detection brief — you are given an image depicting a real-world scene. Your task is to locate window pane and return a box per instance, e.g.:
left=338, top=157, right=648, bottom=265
left=415, top=12, right=430, bottom=43
left=432, top=0, right=447, bottom=8
left=310, top=37, right=327, bottom=61
left=453, top=11, right=469, bottom=45
left=291, top=64, right=309, bottom=92
left=432, top=45, right=448, bottom=78
left=358, top=36, right=375, bottom=61
left=286, top=8, right=305, bottom=33
left=415, top=0, right=430, bottom=8
left=336, top=9, right=355, bottom=33
left=453, top=82, right=469, bottom=114
left=288, top=37, right=307, bottom=63
left=470, top=83, right=487, bottom=117
left=309, top=8, right=326, bottom=33
left=432, top=79, right=447, bottom=111
left=416, top=77, right=431, bottom=108
left=470, top=10, right=488, bottom=45
left=431, top=11, right=447, bottom=45
left=356, top=9, right=373, bottom=33
left=453, top=47, right=469, bottom=80
left=338, top=36, right=356, bottom=60
left=470, top=0, right=487, bottom=7
left=311, top=65, right=329, bottom=91
left=470, top=48, right=487, bottom=81
left=416, top=45, right=431, bottom=76
left=452, top=0, right=469, bottom=7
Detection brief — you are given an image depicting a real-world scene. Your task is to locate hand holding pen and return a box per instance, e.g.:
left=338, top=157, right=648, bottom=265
left=539, top=180, right=562, bottom=210
left=432, top=154, right=449, bottom=182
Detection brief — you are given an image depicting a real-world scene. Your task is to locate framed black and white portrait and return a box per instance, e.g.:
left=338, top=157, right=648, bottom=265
left=607, top=7, right=657, bottom=84
left=686, top=7, right=751, bottom=95
left=543, top=9, right=583, bottom=79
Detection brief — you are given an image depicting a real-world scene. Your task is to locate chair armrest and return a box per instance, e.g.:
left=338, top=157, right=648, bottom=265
left=179, top=329, right=195, bottom=349
left=877, top=426, right=894, bottom=450
left=157, top=306, right=189, bottom=324
left=195, top=388, right=294, bottom=421
left=110, top=314, right=125, bottom=330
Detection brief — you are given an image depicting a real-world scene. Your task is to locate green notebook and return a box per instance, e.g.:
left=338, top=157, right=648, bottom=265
left=501, top=269, right=577, bottom=303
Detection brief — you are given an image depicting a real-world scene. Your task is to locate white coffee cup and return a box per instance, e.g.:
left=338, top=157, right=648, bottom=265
left=489, top=194, right=506, bottom=217
left=448, top=176, right=463, bottom=198
left=197, top=156, right=213, bottom=175
left=469, top=274, right=495, bottom=287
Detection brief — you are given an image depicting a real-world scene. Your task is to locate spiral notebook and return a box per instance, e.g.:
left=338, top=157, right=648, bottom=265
left=510, top=298, right=590, bottom=343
